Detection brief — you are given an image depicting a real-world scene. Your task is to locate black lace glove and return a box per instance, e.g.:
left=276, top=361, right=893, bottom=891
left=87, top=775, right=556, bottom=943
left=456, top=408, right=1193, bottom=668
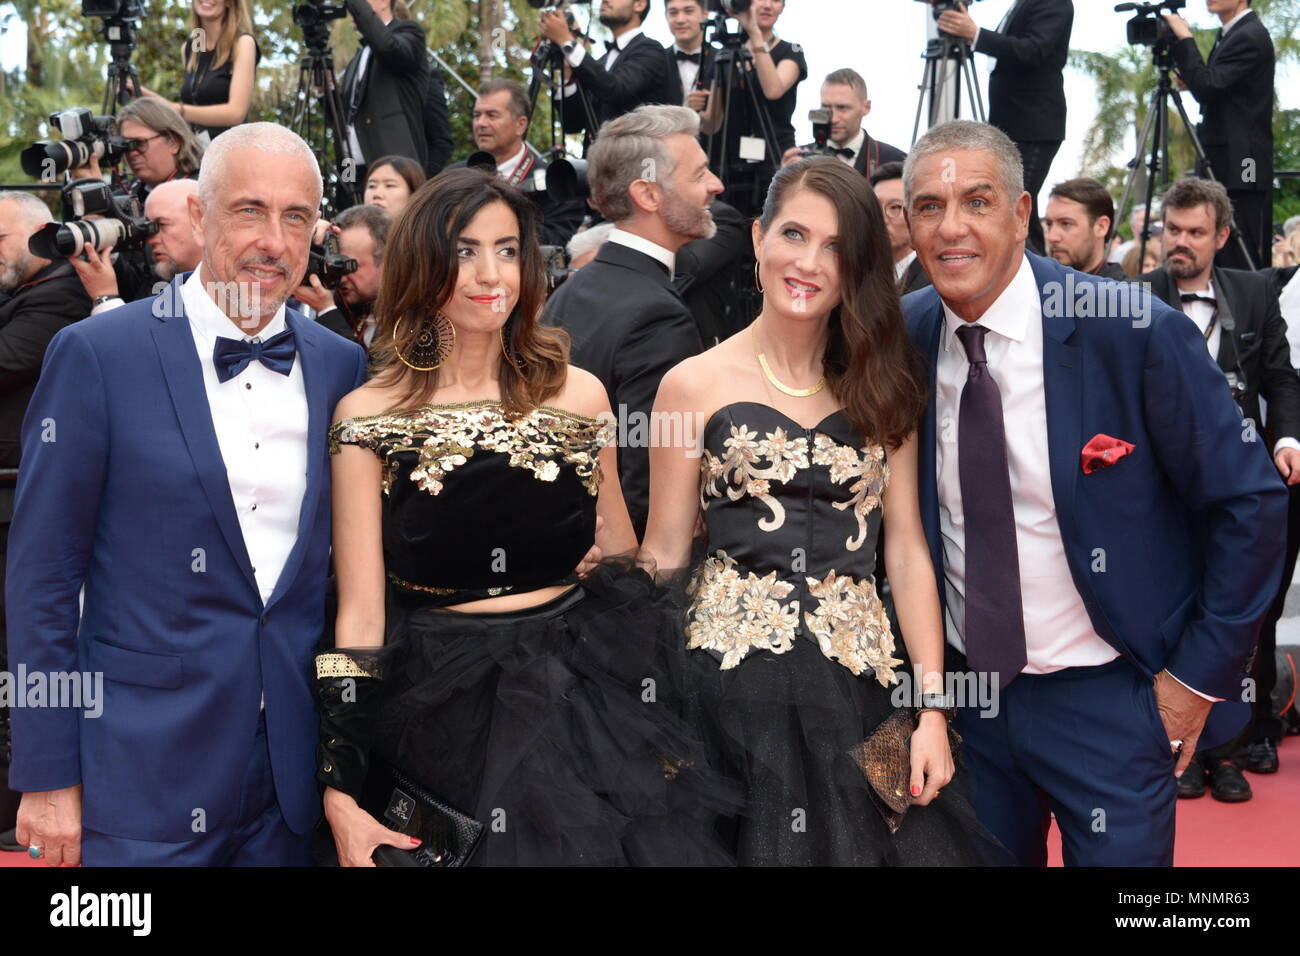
left=315, top=648, right=385, bottom=802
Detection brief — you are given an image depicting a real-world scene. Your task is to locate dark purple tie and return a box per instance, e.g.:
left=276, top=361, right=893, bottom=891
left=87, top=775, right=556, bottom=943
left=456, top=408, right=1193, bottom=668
left=955, top=324, right=1027, bottom=689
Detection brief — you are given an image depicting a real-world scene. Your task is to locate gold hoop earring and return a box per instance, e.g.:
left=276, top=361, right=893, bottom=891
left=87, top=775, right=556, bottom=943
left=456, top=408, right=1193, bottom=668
left=500, top=315, right=525, bottom=372
left=394, top=312, right=455, bottom=371
left=754, top=261, right=765, bottom=293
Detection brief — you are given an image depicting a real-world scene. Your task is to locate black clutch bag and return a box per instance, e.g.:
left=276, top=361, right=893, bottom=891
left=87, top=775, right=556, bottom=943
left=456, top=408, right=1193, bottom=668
left=361, top=757, right=485, bottom=867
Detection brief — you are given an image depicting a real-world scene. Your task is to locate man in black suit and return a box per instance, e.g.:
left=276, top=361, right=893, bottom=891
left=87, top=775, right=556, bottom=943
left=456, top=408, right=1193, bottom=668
left=1044, top=177, right=1128, bottom=280
left=1164, top=0, right=1275, bottom=271
left=662, top=0, right=714, bottom=110
left=449, top=79, right=586, bottom=249
left=541, top=0, right=667, bottom=151
left=340, top=0, right=430, bottom=179
left=782, top=69, right=906, bottom=180
left=0, top=191, right=92, bottom=849
left=542, top=105, right=723, bottom=538
left=1138, top=177, right=1300, bottom=801
left=870, top=162, right=930, bottom=295
left=937, top=0, right=1074, bottom=256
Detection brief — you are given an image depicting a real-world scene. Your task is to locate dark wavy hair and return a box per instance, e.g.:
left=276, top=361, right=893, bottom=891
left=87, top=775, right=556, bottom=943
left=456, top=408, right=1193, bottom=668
left=759, top=157, right=927, bottom=450
left=369, top=167, right=570, bottom=414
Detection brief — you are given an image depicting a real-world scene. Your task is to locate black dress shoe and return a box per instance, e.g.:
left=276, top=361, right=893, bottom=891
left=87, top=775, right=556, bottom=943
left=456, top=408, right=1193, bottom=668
left=1177, top=753, right=1207, bottom=798
left=1210, top=760, right=1253, bottom=802
left=1246, top=739, right=1279, bottom=774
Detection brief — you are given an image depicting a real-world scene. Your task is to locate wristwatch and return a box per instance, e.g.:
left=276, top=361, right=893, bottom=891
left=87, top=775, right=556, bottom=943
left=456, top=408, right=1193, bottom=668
left=562, top=40, right=577, bottom=57
left=916, top=693, right=956, bottom=721
left=92, top=294, right=119, bottom=308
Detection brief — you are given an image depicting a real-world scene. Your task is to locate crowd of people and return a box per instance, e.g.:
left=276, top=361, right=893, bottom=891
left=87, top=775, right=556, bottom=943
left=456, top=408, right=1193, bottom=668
left=0, top=0, right=1297, bottom=868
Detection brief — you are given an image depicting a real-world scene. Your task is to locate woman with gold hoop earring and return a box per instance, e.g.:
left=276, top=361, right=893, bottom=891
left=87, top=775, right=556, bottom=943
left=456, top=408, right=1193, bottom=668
left=640, top=157, right=1013, bottom=866
left=318, top=167, right=737, bottom=867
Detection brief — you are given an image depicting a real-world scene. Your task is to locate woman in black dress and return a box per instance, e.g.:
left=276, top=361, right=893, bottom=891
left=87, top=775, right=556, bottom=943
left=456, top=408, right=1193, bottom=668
left=640, top=157, right=1012, bottom=865
left=141, top=0, right=260, bottom=144
left=316, top=168, right=736, bottom=866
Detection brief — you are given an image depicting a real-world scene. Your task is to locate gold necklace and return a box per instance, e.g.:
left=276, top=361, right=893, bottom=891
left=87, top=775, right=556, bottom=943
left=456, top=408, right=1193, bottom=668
left=753, top=328, right=826, bottom=397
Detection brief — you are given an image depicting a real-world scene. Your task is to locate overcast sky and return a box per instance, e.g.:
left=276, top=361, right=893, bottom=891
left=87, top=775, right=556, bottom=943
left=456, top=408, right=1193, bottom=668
left=4, top=0, right=1296, bottom=201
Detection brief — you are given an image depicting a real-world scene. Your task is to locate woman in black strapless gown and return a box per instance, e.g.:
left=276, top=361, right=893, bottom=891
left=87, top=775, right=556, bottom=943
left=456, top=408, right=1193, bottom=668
left=316, top=168, right=736, bottom=866
left=642, top=157, right=1012, bottom=865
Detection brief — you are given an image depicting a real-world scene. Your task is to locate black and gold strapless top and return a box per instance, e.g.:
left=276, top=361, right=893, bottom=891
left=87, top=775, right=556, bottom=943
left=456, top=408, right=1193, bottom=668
left=328, top=400, right=613, bottom=607
left=688, top=402, right=901, bottom=685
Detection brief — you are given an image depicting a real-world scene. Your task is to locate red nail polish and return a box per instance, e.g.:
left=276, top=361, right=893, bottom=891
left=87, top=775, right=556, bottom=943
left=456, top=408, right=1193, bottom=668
left=911, top=785, right=921, bottom=796
left=409, top=836, right=422, bottom=845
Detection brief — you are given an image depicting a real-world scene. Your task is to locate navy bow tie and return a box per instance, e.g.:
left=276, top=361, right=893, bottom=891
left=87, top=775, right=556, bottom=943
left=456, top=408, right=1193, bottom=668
left=213, top=328, right=297, bottom=383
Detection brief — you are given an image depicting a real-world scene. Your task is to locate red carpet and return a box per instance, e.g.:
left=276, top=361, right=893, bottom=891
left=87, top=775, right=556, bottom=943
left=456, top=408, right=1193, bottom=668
left=4, top=737, right=1297, bottom=866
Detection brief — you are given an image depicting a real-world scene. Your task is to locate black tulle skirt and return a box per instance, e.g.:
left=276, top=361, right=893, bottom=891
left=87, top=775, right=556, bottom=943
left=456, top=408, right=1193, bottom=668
left=682, top=631, right=1015, bottom=866
left=368, top=560, right=740, bottom=866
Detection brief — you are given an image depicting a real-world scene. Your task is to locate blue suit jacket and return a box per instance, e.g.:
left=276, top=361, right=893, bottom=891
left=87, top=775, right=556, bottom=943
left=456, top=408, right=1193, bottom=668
left=903, top=253, right=1286, bottom=744
left=6, top=275, right=367, bottom=841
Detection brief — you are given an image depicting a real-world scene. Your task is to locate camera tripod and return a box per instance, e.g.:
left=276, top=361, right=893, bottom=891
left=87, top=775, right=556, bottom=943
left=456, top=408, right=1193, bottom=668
left=911, top=26, right=985, bottom=141
left=702, top=18, right=783, bottom=220
left=526, top=35, right=600, bottom=159
left=1110, top=40, right=1256, bottom=269
left=288, top=18, right=358, bottom=212
left=97, top=16, right=142, bottom=116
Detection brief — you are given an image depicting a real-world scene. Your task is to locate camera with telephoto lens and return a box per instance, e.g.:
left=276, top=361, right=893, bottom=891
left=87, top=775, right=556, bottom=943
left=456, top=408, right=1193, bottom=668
left=27, top=178, right=158, bottom=260
left=706, top=0, right=753, bottom=14
left=306, top=233, right=358, bottom=291
left=1116, top=0, right=1186, bottom=48
left=20, top=108, right=137, bottom=180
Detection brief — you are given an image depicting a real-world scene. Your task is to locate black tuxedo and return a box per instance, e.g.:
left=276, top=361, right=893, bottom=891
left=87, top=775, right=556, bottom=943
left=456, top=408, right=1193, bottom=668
left=339, top=0, right=429, bottom=171
left=561, top=31, right=667, bottom=147
left=1138, top=265, right=1300, bottom=446
left=662, top=43, right=716, bottom=107
left=449, top=144, right=586, bottom=248
left=541, top=241, right=703, bottom=537
left=422, top=56, right=454, bottom=176
left=1171, top=10, right=1275, bottom=270
left=796, top=133, right=906, bottom=180
left=975, top=0, right=1073, bottom=255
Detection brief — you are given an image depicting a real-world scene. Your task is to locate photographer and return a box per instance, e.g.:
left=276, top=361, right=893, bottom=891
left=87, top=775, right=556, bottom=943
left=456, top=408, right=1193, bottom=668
left=1137, top=176, right=1300, bottom=799
left=545, top=0, right=668, bottom=147
left=68, top=179, right=204, bottom=314
left=1044, top=177, right=1128, bottom=279
left=663, top=0, right=715, bottom=109
left=0, top=192, right=93, bottom=845
left=781, top=69, right=905, bottom=178
left=72, top=99, right=204, bottom=205
left=936, top=0, right=1074, bottom=255
left=293, top=203, right=390, bottom=348
left=451, top=79, right=585, bottom=248
left=339, top=0, right=430, bottom=177
left=1164, top=0, right=1274, bottom=271
left=138, top=0, right=261, bottom=144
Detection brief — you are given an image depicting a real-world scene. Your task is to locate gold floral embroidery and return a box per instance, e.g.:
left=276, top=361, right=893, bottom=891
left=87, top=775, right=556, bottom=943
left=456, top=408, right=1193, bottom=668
left=810, top=435, right=889, bottom=552
left=803, top=570, right=901, bottom=685
left=686, top=553, right=900, bottom=686
left=327, top=400, right=612, bottom=497
left=700, top=425, right=811, bottom=531
left=686, top=552, right=799, bottom=669
left=387, top=572, right=512, bottom=598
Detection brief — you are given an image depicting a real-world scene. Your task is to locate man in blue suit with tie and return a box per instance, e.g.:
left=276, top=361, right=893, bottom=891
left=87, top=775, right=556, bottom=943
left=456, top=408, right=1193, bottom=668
left=8, top=123, right=368, bottom=865
left=900, top=120, right=1286, bottom=866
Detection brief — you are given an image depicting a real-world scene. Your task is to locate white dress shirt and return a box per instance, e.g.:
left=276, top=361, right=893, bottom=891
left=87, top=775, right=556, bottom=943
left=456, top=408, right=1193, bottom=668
left=894, top=249, right=917, bottom=284
left=935, top=255, right=1120, bottom=674
left=181, top=268, right=309, bottom=608
left=1180, top=279, right=1300, bottom=456
left=672, top=43, right=703, bottom=101
left=1280, top=268, right=1300, bottom=369
left=496, top=141, right=529, bottom=180
left=607, top=227, right=676, bottom=276
left=835, top=128, right=866, bottom=168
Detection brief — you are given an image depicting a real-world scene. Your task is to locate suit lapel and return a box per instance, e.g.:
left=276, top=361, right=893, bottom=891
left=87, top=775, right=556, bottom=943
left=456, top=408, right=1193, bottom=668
left=917, top=298, right=945, bottom=597
left=150, top=278, right=259, bottom=598
left=265, top=312, right=329, bottom=612
left=1211, top=267, right=1239, bottom=373
left=666, top=50, right=684, bottom=105
left=1033, top=256, right=1084, bottom=551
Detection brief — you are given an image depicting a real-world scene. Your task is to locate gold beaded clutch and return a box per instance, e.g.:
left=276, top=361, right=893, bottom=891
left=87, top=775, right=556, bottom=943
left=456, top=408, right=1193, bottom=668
left=846, top=708, right=962, bottom=834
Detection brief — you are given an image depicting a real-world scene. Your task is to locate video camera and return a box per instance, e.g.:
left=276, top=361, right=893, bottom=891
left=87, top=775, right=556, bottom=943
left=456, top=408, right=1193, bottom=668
left=292, top=0, right=349, bottom=53
left=28, top=178, right=157, bottom=260
left=20, top=108, right=138, bottom=180
left=1116, top=0, right=1186, bottom=48
left=706, top=0, right=752, bottom=14
left=306, top=233, right=358, bottom=291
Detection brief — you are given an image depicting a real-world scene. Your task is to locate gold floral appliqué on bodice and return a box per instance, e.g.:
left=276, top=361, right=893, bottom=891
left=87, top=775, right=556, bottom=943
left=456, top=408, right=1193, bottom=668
left=328, top=400, right=614, bottom=497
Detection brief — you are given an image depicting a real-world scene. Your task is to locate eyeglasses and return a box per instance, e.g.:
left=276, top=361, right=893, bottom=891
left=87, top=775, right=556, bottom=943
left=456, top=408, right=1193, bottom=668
left=124, top=133, right=165, bottom=155
left=882, top=202, right=906, bottom=220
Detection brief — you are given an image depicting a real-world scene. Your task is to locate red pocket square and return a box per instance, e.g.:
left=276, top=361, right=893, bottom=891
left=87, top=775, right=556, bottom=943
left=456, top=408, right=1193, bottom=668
left=1081, top=434, right=1135, bottom=475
